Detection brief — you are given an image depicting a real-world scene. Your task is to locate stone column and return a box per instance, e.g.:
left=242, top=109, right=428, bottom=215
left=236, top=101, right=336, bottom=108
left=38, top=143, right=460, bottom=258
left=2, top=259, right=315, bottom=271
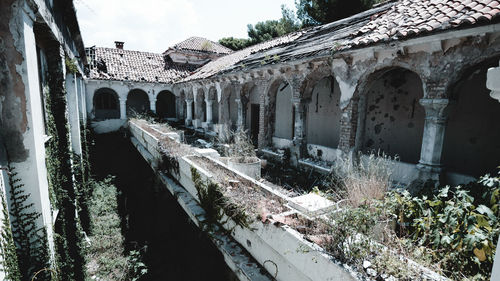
left=185, top=99, right=193, bottom=126
left=416, top=98, right=452, bottom=183
left=292, top=98, right=307, bottom=144
left=119, top=97, right=127, bottom=120
left=487, top=60, right=500, bottom=102
left=206, top=100, right=213, bottom=124
left=149, top=97, right=157, bottom=113
left=235, top=98, right=244, bottom=131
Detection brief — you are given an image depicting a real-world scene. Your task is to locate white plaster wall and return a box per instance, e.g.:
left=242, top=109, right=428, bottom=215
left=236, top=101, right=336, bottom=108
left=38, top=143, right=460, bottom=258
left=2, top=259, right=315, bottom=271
left=362, top=69, right=425, bottom=164
left=272, top=137, right=293, bottom=149
left=274, top=82, right=293, bottom=140
left=85, top=80, right=175, bottom=120
left=12, top=10, right=55, bottom=254
left=443, top=66, right=500, bottom=177
left=66, top=74, right=82, bottom=155
left=306, top=77, right=341, bottom=149
left=306, top=144, right=341, bottom=163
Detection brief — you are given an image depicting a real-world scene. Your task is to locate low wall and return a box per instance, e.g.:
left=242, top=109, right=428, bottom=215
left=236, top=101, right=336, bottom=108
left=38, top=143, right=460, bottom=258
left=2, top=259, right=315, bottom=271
left=129, top=120, right=358, bottom=281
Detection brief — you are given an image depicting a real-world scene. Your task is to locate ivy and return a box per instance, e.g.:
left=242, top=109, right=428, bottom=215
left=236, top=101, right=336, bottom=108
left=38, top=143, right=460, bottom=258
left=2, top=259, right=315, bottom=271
left=6, top=165, right=51, bottom=281
left=0, top=180, right=21, bottom=281
left=64, top=57, right=78, bottom=75
left=44, top=64, right=86, bottom=281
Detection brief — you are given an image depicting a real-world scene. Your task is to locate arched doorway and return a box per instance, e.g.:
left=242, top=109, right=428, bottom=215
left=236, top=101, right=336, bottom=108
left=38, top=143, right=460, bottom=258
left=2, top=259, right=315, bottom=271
left=156, top=90, right=176, bottom=119
left=208, top=87, right=219, bottom=124
left=360, top=68, right=425, bottom=164
left=127, top=89, right=149, bottom=116
left=93, top=88, right=120, bottom=119
left=442, top=59, right=500, bottom=177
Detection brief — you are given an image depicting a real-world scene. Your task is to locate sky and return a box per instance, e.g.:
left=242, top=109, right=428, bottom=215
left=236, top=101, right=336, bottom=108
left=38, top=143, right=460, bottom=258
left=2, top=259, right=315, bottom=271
left=75, top=0, right=296, bottom=53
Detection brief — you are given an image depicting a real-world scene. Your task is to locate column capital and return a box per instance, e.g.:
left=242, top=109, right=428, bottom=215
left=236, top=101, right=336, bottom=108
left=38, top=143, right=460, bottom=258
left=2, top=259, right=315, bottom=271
left=206, top=100, right=214, bottom=105
left=185, top=99, right=193, bottom=104
left=419, top=98, right=453, bottom=122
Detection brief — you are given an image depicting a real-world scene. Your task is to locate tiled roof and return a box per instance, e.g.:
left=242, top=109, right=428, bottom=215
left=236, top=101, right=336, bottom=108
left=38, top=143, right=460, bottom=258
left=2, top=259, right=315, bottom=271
left=169, top=36, right=233, bottom=55
left=87, top=47, right=194, bottom=83
left=350, top=0, right=500, bottom=47
left=182, top=0, right=500, bottom=82
left=182, top=31, right=306, bottom=82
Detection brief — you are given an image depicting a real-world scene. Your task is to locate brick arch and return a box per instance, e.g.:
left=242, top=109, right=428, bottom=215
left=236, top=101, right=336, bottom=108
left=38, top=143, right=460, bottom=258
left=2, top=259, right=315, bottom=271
left=300, top=66, right=332, bottom=101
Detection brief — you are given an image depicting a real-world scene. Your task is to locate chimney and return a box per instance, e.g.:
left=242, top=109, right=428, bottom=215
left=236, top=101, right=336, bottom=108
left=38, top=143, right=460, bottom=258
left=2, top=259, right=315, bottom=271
left=115, top=41, right=124, bottom=49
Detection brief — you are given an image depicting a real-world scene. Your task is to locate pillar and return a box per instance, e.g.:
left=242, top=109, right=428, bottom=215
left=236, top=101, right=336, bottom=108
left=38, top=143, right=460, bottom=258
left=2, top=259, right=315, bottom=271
left=487, top=60, right=500, bottom=102
left=150, top=97, right=157, bottom=113
left=119, top=97, right=127, bottom=120
left=416, top=98, right=452, bottom=183
left=206, top=100, right=213, bottom=124
left=185, top=99, right=193, bottom=126
left=235, top=98, right=244, bottom=131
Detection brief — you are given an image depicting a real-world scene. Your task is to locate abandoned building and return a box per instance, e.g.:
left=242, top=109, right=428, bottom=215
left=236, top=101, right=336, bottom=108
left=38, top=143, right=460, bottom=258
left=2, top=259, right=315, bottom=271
left=1, top=0, right=500, bottom=280
left=87, top=0, right=500, bottom=186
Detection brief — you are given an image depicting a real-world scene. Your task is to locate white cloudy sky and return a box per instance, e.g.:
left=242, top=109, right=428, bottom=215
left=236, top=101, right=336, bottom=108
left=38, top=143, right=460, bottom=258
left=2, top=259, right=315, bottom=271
left=75, top=0, right=296, bottom=53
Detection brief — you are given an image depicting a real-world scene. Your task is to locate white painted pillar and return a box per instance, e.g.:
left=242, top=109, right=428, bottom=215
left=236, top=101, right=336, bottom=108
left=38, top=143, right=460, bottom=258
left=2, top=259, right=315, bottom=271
left=235, top=98, right=244, bottom=131
left=185, top=99, right=193, bottom=126
left=66, top=73, right=82, bottom=155
left=292, top=98, right=307, bottom=143
left=416, top=98, right=452, bottom=182
left=119, top=98, right=127, bottom=119
left=150, top=97, right=157, bottom=113
left=487, top=60, right=500, bottom=102
left=206, top=100, right=213, bottom=124
left=487, top=60, right=500, bottom=281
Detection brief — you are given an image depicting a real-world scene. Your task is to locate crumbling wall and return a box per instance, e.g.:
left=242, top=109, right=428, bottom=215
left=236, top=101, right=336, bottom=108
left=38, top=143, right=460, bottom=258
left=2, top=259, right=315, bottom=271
left=306, top=77, right=341, bottom=149
left=361, top=69, right=425, bottom=163
left=274, top=82, right=293, bottom=140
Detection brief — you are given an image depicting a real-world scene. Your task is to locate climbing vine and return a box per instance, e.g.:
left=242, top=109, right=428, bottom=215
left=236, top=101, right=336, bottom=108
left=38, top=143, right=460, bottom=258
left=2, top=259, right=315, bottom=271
left=0, top=179, right=21, bottom=281
left=44, top=63, right=86, bottom=281
left=6, top=165, right=51, bottom=281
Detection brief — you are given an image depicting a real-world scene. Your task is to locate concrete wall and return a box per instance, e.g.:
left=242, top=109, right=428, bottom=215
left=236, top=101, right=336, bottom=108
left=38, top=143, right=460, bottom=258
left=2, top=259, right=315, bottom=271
left=443, top=65, right=500, bottom=177
left=306, top=77, right=341, bottom=149
left=274, top=82, right=293, bottom=139
left=361, top=69, right=425, bottom=164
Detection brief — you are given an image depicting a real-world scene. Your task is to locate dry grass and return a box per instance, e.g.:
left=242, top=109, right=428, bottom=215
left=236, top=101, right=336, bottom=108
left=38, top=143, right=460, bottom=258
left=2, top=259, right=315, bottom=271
left=333, top=152, right=396, bottom=207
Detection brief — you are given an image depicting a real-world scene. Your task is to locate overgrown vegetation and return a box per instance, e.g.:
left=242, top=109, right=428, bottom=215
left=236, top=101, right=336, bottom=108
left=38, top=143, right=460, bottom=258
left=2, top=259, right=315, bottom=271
left=86, top=177, right=147, bottom=281
left=218, top=129, right=256, bottom=161
left=0, top=180, right=21, bottom=281
left=6, top=166, right=52, bottom=281
left=44, top=66, right=86, bottom=280
left=191, top=167, right=252, bottom=232
left=323, top=154, right=499, bottom=281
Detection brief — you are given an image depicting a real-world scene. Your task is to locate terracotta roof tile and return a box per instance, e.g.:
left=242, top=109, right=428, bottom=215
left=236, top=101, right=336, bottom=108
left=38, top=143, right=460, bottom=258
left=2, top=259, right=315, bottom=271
left=87, top=47, right=194, bottom=83
left=169, top=36, right=233, bottom=55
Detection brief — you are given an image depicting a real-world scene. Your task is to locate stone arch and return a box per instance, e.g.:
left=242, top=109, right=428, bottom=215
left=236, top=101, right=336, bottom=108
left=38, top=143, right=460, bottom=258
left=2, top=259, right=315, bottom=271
left=357, top=67, right=426, bottom=164
left=93, top=88, right=120, bottom=119
left=300, top=66, right=332, bottom=101
left=267, top=77, right=293, bottom=143
left=306, top=76, right=342, bottom=150
left=442, top=56, right=500, bottom=177
left=127, top=89, right=150, bottom=115
left=208, top=86, right=219, bottom=123
left=156, top=90, right=176, bottom=119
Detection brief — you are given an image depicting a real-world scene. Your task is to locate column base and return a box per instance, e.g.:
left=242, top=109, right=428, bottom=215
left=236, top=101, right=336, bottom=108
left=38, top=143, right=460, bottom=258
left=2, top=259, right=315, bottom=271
left=185, top=119, right=192, bottom=127
left=408, top=163, right=445, bottom=194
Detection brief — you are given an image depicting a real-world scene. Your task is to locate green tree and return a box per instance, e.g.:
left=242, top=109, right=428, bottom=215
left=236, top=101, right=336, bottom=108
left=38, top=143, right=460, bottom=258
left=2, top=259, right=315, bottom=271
left=218, top=37, right=252, bottom=51
left=295, top=0, right=378, bottom=26
left=218, top=5, right=300, bottom=51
